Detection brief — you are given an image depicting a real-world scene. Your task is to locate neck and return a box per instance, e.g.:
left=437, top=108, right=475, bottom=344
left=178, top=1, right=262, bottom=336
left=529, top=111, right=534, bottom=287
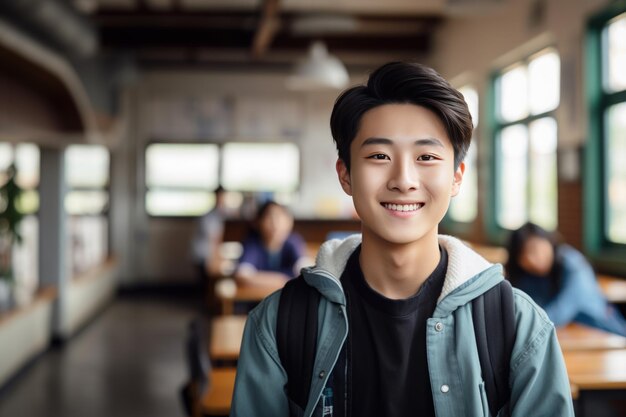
left=359, top=230, right=441, bottom=299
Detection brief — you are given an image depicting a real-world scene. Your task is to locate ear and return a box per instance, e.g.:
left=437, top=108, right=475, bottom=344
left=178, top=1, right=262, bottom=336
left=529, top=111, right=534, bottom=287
left=451, top=161, right=465, bottom=197
left=336, top=159, right=353, bottom=196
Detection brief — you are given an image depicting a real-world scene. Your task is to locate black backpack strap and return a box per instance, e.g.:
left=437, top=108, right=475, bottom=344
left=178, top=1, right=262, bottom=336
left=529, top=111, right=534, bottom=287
left=277, top=276, right=321, bottom=412
left=472, top=279, right=516, bottom=416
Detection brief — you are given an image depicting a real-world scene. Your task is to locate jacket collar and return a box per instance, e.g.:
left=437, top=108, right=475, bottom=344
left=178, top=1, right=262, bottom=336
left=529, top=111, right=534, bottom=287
left=301, top=234, right=500, bottom=307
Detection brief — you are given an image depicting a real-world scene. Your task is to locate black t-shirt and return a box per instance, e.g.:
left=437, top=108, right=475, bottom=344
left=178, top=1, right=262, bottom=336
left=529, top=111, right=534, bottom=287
left=341, top=245, right=448, bottom=417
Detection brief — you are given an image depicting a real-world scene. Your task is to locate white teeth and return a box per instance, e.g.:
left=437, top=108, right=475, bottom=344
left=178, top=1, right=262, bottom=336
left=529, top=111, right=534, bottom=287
left=384, top=203, right=423, bottom=212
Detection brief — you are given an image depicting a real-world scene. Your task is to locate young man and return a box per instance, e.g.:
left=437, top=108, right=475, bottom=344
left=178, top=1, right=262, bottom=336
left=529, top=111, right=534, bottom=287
left=231, top=62, right=574, bottom=416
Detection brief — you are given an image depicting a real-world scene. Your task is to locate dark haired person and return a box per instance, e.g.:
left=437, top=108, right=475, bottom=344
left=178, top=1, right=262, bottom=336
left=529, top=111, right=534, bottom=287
left=232, top=62, right=573, bottom=416
left=507, top=222, right=626, bottom=337
left=234, top=201, right=306, bottom=288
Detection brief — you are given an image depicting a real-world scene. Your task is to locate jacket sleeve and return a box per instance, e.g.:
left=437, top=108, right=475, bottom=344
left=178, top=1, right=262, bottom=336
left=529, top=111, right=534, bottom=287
left=509, top=290, right=575, bottom=417
left=231, top=293, right=290, bottom=417
left=542, top=248, right=596, bottom=326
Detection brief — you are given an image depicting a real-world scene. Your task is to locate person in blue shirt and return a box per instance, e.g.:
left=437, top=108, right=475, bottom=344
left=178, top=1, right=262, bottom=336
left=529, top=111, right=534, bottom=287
left=506, top=222, right=626, bottom=336
left=234, top=200, right=307, bottom=288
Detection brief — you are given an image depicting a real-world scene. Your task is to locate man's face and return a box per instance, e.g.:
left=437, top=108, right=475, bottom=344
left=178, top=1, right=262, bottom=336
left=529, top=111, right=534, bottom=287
left=336, top=103, right=465, bottom=246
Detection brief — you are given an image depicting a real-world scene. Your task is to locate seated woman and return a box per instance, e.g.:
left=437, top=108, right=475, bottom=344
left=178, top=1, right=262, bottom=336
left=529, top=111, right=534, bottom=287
left=506, top=222, right=626, bottom=336
left=234, top=201, right=306, bottom=288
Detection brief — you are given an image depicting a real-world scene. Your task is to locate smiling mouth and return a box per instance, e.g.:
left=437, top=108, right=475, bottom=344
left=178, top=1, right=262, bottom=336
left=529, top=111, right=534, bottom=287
left=381, top=203, right=424, bottom=212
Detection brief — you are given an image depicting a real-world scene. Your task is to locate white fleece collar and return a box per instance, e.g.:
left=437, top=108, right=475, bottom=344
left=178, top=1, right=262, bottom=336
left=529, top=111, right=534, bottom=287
left=310, top=234, right=493, bottom=302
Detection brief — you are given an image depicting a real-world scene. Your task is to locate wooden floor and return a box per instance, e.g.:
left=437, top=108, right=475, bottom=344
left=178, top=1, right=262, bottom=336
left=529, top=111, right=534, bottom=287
left=0, top=293, right=200, bottom=417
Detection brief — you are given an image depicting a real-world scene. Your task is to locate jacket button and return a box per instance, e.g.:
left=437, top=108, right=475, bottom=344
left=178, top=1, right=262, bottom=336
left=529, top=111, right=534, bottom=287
left=319, top=371, right=325, bottom=379
left=440, top=384, right=450, bottom=393
left=435, top=322, right=444, bottom=332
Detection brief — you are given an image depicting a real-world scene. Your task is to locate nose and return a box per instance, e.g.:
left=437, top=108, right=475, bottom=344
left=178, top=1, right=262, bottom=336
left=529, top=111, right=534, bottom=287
left=387, top=157, right=419, bottom=192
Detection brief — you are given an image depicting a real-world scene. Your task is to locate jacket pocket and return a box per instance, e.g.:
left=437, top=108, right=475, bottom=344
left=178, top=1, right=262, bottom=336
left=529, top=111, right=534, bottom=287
left=478, top=381, right=490, bottom=417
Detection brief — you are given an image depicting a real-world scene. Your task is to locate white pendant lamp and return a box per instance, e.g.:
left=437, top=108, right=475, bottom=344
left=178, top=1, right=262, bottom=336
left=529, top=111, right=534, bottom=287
left=286, top=41, right=349, bottom=91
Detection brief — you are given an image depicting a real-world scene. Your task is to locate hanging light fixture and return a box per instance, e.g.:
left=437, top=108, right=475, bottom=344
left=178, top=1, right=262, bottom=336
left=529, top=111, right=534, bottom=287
left=286, top=41, right=349, bottom=91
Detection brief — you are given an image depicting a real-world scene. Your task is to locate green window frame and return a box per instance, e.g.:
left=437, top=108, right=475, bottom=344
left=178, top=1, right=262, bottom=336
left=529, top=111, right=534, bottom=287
left=488, top=48, right=560, bottom=242
left=585, top=3, right=626, bottom=274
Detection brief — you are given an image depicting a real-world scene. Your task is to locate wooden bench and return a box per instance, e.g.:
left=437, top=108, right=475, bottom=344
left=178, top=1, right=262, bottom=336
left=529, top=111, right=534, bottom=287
left=200, top=367, right=237, bottom=416
left=210, top=315, right=246, bottom=361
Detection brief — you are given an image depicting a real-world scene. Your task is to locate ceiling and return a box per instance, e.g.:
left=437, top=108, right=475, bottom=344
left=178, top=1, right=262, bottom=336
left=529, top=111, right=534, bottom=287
left=77, top=0, right=503, bottom=70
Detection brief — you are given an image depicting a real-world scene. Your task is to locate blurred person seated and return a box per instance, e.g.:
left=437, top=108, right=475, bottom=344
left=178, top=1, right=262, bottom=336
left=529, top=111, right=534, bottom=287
left=234, top=201, right=306, bottom=288
left=506, top=222, right=626, bottom=336
left=192, top=187, right=229, bottom=277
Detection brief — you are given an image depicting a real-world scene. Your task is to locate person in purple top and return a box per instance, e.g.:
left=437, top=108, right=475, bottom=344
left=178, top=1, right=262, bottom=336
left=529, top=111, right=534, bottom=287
left=234, top=200, right=306, bottom=288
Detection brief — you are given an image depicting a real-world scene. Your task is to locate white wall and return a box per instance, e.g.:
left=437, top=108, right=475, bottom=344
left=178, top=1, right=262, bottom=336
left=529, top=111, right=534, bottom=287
left=112, top=70, right=355, bottom=284
left=58, top=262, right=117, bottom=339
left=0, top=295, right=54, bottom=386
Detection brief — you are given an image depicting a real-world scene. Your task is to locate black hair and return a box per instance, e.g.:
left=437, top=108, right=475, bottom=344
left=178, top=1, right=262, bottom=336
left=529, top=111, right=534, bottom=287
left=330, top=61, right=473, bottom=171
left=255, top=200, right=290, bottom=222
left=505, top=222, right=563, bottom=296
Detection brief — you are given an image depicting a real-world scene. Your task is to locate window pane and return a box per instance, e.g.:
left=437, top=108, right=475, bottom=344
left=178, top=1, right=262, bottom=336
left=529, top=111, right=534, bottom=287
left=529, top=117, right=558, bottom=230
left=221, top=143, right=299, bottom=192
left=66, top=145, right=110, bottom=188
left=459, top=86, right=479, bottom=128
left=65, top=191, right=109, bottom=215
left=16, top=190, right=39, bottom=215
left=449, top=141, right=477, bottom=222
left=498, top=124, right=528, bottom=229
left=606, top=102, right=626, bottom=243
left=146, top=190, right=215, bottom=216
left=0, top=143, right=40, bottom=191
left=146, top=143, right=219, bottom=190
left=499, top=65, right=529, bottom=122
left=0, top=143, right=13, bottom=174
left=12, top=215, right=39, bottom=304
left=605, top=13, right=626, bottom=93
left=67, top=216, right=108, bottom=277
left=529, top=50, right=560, bottom=115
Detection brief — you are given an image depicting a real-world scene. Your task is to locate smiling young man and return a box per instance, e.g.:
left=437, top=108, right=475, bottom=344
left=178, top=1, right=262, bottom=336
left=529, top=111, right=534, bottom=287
left=231, top=62, right=574, bottom=417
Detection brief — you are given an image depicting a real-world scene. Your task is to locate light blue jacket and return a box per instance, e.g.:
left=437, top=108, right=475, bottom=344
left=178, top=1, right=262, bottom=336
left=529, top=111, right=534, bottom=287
left=515, top=244, right=626, bottom=337
left=232, top=235, right=574, bottom=417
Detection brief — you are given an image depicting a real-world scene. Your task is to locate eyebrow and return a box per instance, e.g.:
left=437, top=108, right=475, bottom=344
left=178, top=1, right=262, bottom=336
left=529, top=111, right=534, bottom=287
left=360, top=137, right=444, bottom=148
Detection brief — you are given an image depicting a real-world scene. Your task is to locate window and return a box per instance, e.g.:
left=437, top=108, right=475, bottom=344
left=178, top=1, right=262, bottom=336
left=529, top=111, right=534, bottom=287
left=65, top=145, right=110, bottom=276
left=144, top=142, right=300, bottom=217
left=449, top=85, right=478, bottom=223
left=145, top=143, right=219, bottom=216
left=587, top=7, right=626, bottom=261
left=221, top=143, right=299, bottom=192
left=0, top=142, right=40, bottom=302
left=493, top=48, right=560, bottom=231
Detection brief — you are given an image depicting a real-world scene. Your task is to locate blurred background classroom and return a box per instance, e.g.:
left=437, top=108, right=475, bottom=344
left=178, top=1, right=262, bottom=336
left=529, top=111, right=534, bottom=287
left=1, top=0, right=626, bottom=415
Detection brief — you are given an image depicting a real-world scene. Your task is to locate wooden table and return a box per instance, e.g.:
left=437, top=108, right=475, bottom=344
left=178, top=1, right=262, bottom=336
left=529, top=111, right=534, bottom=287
left=557, top=323, right=626, bottom=351
left=563, top=349, right=626, bottom=391
left=597, top=275, right=626, bottom=304
left=210, top=315, right=247, bottom=361
left=217, top=279, right=283, bottom=315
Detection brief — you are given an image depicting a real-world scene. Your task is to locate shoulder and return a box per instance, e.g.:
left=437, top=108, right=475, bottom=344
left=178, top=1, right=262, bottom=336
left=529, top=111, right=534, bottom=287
left=244, top=290, right=283, bottom=353
left=510, top=288, right=556, bottom=371
left=558, top=245, right=589, bottom=267
left=286, top=232, right=305, bottom=246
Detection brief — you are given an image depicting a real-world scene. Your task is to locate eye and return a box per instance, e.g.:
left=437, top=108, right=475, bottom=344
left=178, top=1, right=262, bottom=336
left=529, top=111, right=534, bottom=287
left=368, top=153, right=390, bottom=160
left=417, top=154, right=437, bottom=161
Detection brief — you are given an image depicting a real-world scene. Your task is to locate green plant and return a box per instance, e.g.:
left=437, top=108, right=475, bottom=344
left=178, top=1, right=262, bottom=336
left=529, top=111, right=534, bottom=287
left=0, top=164, right=24, bottom=283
